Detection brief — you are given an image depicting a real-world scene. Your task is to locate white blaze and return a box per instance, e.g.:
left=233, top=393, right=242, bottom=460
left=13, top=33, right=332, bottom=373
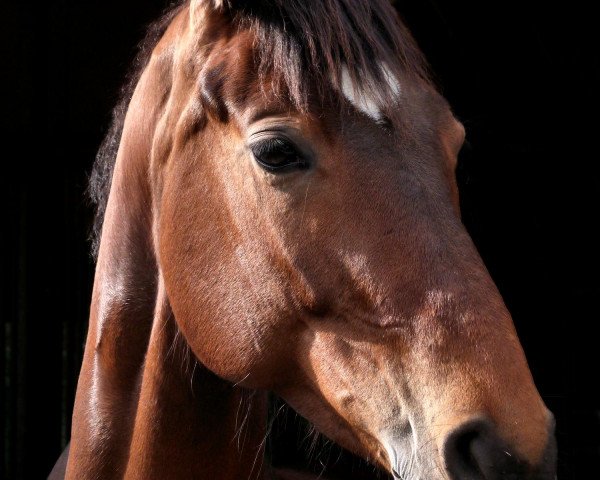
left=340, top=63, right=401, bottom=122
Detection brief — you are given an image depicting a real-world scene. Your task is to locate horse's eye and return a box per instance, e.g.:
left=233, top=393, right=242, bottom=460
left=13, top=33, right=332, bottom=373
left=250, top=137, right=307, bottom=172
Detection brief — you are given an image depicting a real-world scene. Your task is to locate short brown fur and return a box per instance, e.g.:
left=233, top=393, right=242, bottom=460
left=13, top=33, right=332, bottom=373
left=68, top=1, right=556, bottom=479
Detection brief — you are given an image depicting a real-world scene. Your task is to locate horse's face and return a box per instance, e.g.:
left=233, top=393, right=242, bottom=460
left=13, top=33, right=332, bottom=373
left=156, top=9, right=555, bottom=480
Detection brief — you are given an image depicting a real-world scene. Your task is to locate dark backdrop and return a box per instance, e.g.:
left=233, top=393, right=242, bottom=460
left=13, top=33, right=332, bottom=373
left=2, top=1, right=598, bottom=479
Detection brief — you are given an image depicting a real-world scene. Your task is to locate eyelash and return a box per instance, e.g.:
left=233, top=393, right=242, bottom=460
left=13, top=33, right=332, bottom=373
left=250, top=137, right=308, bottom=172
left=251, top=137, right=293, bottom=157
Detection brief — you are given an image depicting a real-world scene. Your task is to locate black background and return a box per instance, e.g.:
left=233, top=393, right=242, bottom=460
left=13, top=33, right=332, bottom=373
left=1, top=1, right=598, bottom=478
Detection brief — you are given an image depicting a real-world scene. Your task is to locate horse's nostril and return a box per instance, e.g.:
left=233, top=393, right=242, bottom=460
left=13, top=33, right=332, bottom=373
left=444, top=419, right=490, bottom=480
left=443, top=418, right=557, bottom=480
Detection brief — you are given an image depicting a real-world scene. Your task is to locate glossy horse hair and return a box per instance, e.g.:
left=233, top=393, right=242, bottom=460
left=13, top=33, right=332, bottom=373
left=219, top=0, right=431, bottom=106
left=88, top=2, right=185, bottom=257
left=88, top=0, right=431, bottom=257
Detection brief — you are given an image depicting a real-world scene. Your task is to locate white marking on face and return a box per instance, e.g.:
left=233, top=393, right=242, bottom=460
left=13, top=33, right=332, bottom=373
left=340, top=63, right=401, bottom=122
left=341, top=68, right=381, bottom=120
left=380, top=62, right=402, bottom=98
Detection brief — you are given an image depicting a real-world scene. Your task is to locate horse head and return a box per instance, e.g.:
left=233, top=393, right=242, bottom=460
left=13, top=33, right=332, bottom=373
left=67, top=2, right=556, bottom=479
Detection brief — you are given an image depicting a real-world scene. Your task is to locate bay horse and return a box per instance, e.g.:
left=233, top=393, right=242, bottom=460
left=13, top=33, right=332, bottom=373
left=61, top=1, right=557, bottom=479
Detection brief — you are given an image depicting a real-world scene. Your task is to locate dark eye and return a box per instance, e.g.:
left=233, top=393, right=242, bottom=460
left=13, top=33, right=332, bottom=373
left=250, top=137, right=308, bottom=172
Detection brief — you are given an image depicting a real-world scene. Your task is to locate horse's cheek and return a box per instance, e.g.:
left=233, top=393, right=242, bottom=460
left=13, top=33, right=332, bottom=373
left=158, top=224, right=285, bottom=386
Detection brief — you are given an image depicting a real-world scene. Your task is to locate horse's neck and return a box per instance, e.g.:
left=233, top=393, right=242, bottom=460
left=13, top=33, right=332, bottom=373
left=124, top=281, right=269, bottom=479
left=68, top=223, right=269, bottom=480
left=68, top=277, right=269, bottom=480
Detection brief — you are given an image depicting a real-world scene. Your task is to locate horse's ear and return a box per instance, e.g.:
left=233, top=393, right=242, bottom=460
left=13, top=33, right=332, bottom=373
left=211, top=0, right=256, bottom=10
left=210, top=0, right=235, bottom=9
left=199, top=0, right=269, bottom=14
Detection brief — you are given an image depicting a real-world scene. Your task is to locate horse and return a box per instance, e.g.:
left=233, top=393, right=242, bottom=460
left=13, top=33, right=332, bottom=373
left=60, top=1, right=557, bottom=479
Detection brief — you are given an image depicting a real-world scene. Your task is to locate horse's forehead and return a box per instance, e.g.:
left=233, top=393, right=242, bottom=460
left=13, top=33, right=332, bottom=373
left=339, top=64, right=402, bottom=122
left=195, top=30, right=454, bottom=144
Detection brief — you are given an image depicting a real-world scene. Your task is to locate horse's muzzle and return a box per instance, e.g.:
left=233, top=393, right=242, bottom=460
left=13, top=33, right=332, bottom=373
left=443, top=417, right=557, bottom=480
